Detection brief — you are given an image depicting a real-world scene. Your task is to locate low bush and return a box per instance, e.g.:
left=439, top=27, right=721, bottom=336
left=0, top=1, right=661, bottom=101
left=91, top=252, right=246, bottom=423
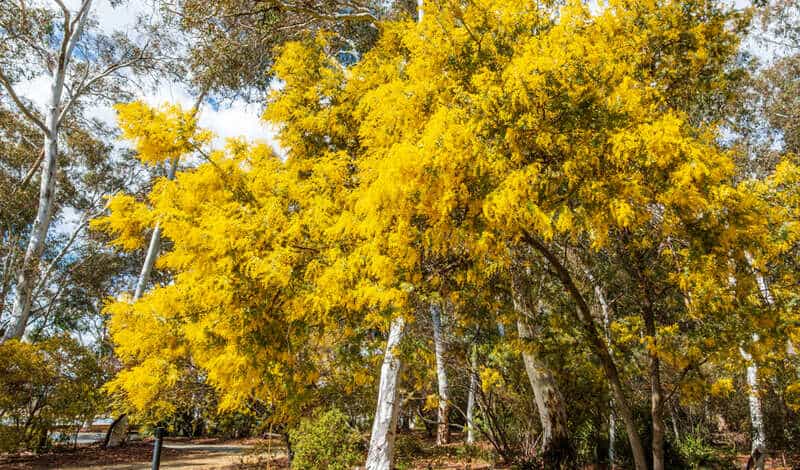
left=288, top=408, right=363, bottom=470
left=0, top=336, right=108, bottom=453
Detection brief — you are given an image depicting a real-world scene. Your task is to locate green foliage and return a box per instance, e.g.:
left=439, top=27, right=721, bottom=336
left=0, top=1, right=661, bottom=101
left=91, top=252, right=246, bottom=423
left=0, top=336, right=108, bottom=453
left=668, top=435, right=736, bottom=470
left=288, top=408, right=364, bottom=470
left=474, top=340, right=541, bottom=463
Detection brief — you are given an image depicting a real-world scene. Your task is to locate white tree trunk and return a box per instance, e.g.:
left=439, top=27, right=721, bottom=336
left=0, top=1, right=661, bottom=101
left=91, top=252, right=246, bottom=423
left=133, top=158, right=179, bottom=300
left=748, top=255, right=797, bottom=359
left=509, top=266, right=572, bottom=462
left=466, top=343, right=478, bottom=445
left=740, top=341, right=766, bottom=452
left=366, top=316, right=405, bottom=470
left=594, top=281, right=617, bottom=467
left=2, top=0, right=94, bottom=342
left=741, top=253, right=770, bottom=462
left=108, top=99, right=199, bottom=446
left=430, top=302, right=450, bottom=445
left=3, top=107, right=60, bottom=342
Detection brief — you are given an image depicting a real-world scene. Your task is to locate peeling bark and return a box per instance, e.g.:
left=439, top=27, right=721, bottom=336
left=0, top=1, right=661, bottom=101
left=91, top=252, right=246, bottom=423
left=510, top=266, right=573, bottom=466
left=516, top=318, right=573, bottom=466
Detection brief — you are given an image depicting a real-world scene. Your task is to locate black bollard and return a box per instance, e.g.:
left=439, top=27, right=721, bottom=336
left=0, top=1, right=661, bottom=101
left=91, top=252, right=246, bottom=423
left=151, top=427, right=165, bottom=470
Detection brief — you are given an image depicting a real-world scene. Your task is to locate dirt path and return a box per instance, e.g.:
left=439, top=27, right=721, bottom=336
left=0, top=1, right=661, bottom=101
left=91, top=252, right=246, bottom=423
left=0, top=439, right=280, bottom=470
left=61, top=442, right=253, bottom=470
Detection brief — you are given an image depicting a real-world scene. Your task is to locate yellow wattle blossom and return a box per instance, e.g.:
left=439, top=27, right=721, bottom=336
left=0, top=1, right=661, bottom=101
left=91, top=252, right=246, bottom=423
left=114, top=101, right=211, bottom=165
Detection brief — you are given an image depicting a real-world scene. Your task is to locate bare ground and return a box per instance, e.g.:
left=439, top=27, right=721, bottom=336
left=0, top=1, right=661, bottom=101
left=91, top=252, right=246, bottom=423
left=0, top=438, right=277, bottom=470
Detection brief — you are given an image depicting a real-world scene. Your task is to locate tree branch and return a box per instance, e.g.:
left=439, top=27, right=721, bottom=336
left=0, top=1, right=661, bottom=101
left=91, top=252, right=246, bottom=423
left=30, top=214, right=91, bottom=300
left=15, top=149, right=45, bottom=191
left=0, top=70, right=49, bottom=134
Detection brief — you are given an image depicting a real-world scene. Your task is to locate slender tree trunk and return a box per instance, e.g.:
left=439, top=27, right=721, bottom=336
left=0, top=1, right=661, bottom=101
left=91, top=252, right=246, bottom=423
left=3, top=121, right=59, bottom=341
left=649, top=355, right=666, bottom=470
left=430, top=302, right=450, bottom=445
left=133, top=158, right=179, bottom=300
left=596, top=290, right=616, bottom=468
left=582, top=262, right=617, bottom=468
left=366, top=316, right=405, bottom=470
left=670, top=404, right=680, bottom=442
left=643, top=306, right=665, bottom=470
left=523, top=234, right=648, bottom=470
left=132, top=89, right=205, bottom=300
left=741, top=341, right=766, bottom=450
left=1, top=0, right=94, bottom=342
left=106, top=95, right=200, bottom=444
left=608, top=405, right=616, bottom=468
left=466, top=343, right=478, bottom=445
left=742, top=253, right=770, bottom=465
left=106, top=162, right=177, bottom=447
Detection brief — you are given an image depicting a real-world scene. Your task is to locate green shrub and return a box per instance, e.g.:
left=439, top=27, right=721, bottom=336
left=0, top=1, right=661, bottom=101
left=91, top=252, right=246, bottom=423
left=668, top=434, right=736, bottom=469
left=288, top=408, right=363, bottom=470
left=0, top=336, right=108, bottom=453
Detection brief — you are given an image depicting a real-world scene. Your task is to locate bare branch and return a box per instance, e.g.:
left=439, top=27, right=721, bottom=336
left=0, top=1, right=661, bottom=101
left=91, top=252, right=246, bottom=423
left=58, top=56, right=143, bottom=124
left=30, top=214, right=92, bottom=301
left=0, top=70, right=49, bottom=134
left=52, top=0, right=70, bottom=15
left=59, top=0, right=94, bottom=78
left=16, top=149, right=45, bottom=191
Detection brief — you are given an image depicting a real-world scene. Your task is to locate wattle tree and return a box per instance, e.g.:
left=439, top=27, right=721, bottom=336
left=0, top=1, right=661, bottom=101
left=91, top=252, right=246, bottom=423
left=92, top=1, right=800, bottom=469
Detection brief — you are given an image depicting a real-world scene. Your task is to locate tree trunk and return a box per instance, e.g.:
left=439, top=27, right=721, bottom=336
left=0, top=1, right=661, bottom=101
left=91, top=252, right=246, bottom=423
left=649, top=356, right=666, bottom=470
left=3, top=122, right=58, bottom=341
left=670, top=404, right=680, bottom=442
left=104, top=105, right=198, bottom=443
left=466, top=343, right=478, bottom=445
left=595, top=287, right=616, bottom=468
left=742, top=253, right=769, bottom=466
left=104, top=414, right=129, bottom=448
left=740, top=341, right=766, bottom=454
left=516, top=319, right=574, bottom=466
left=643, top=306, right=665, bottom=470
left=523, top=234, right=648, bottom=470
left=608, top=406, right=616, bottom=468
left=430, top=302, right=450, bottom=445
left=366, top=316, right=405, bottom=470
left=583, top=262, right=618, bottom=469
left=133, top=158, right=179, bottom=300
left=1, top=0, right=94, bottom=342
left=509, top=264, right=573, bottom=465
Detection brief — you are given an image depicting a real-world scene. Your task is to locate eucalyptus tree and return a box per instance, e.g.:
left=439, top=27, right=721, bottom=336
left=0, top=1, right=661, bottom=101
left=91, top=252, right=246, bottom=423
left=0, top=98, right=147, bottom=340
left=0, top=0, right=170, bottom=341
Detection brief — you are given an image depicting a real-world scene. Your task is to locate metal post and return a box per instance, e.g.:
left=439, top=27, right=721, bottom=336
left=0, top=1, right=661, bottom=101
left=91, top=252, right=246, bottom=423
left=151, top=427, right=164, bottom=470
